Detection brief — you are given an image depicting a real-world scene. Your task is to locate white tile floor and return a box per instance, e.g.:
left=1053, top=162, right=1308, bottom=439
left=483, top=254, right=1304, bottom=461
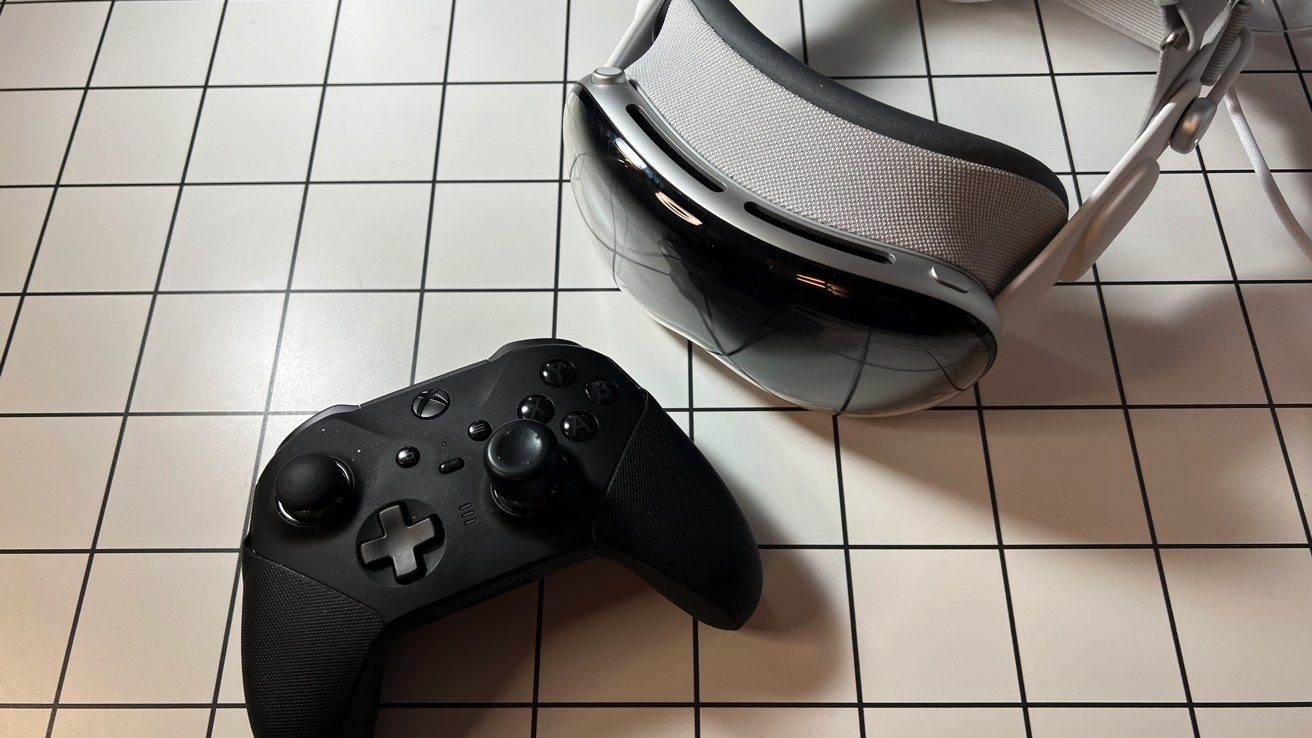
left=0, top=1, right=1310, bottom=737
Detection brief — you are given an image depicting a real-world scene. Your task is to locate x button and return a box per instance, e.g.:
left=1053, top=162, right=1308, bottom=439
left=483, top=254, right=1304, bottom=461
left=359, top=504, right=442, bottom=583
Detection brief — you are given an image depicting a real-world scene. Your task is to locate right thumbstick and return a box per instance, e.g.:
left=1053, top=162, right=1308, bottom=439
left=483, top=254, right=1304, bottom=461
left=483, top=420, right=565, bottom=516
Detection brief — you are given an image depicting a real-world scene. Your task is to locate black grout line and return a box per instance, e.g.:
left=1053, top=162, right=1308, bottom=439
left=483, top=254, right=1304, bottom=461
left=989, top=15, right=1082, bottom=720
left=0, top=287, right=622, bottom=296
left=534, top=5, right=569, bottom=735
left=1, top=548, right=242, bottom=555
left=2, top=538, right=1312, bottom=554
left=691, top=615, right=701, bottom=738
left=409, top=0, right=460, bottom=387
left=527, top=5, right=569, bottom=735
left=0, top=1, right=115, bottom=395
left=0, top=410, right=313, bottom=418
left=8, top=68, right=1312, bottom=94
left=1053, top=277, right=1312, bottom=285
left=2, top=698, right=1312, bottom=709
left=1258, top=3, right=1312, bottom=552
left=830, top=417, right=867, bottom=738
left=8, top=278, right=1312, bottom=300
left=0, top=178, right=575, bottom=188
left=3, top=168, right=1311, bottom=191
left=3, top=542, right=1310, bottom=556
left=549, top=0, right=571, bottom=343
left=201, top=1, right=346, bottom=734
left=1094, top=265, right=1203, bottom=736
left=911, top=0, right=938, bottom=121
left=973, top=387, right=1032, bottom=737
left=1194, top=146, right=1312, bottom=549
left=529, top=578, right=546, bottom=738
left=687, top=344, right=700, bottom=737
left=797, top=0, right=809, bottom=65
left=1271, top=0, right=1312, bottom=115
left=5, top=401, right=1312, bottom=421
left=685, top=343, right=696, bottom=442
left=1031, top=3, right=1203, bottom=731
left=4, top=0, right=192, bottom=4
left=21, top=6, right=120, bottom=736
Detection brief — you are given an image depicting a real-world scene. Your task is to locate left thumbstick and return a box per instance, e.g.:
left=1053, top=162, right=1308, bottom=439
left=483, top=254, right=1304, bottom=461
left=275, top=453, right=351, bottom=523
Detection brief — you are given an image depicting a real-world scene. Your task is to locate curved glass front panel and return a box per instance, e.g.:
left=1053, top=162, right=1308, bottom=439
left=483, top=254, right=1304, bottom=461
left=564, top=88, right=996, bottom=415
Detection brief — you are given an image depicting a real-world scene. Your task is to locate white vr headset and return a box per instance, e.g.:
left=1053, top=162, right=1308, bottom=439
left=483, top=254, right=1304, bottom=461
left=563, top=0, right=1306, bottom=415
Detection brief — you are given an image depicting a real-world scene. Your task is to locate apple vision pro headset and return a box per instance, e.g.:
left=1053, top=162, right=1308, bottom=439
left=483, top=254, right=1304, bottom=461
left=563, top=0, right=1311, bottom=415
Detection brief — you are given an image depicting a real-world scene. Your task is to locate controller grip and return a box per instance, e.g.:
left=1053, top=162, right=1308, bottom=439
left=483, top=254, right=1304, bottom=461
left=241, top=546, right=388, bottom=738
left=594, top=395, right=762, bottom=629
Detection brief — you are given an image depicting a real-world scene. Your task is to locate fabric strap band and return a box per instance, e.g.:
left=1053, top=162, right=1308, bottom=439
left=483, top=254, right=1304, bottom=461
left=1060, top=0, right=1242, bottom=128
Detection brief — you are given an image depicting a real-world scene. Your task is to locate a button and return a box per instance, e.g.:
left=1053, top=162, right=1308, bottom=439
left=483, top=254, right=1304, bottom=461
left=439, top=457, right=465, bottom=474
left=412, top=388, right=450, bottom=419
left=518, top=394, right=555, bottom=422
left=584, top=379, right=620, bottom=405
left=395, top=447, right=420, bottom=468
left=560, top=411, right=598, bottom=442
left=930, top=265, right=972, bottom=294
left=468, top=419, right=492, bottom=441
left=359, top=504, right=442, bottom=583
left=540, top=360, right=577, bottom=387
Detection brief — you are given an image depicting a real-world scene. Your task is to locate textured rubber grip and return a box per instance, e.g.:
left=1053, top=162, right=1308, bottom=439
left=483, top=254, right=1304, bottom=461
left=241, top=546, right=387, bottom=738
left=594, top=395, right=762, bottom=629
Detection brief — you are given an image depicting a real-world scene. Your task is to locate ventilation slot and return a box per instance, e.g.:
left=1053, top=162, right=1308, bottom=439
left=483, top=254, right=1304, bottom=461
left=745, top=202, right=893, bottom=265
left=626, top=105, right=724, bottom=193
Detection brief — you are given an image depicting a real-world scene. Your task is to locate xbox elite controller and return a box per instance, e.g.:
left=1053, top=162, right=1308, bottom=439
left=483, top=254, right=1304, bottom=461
left=240, top=339, right=763, bottom=738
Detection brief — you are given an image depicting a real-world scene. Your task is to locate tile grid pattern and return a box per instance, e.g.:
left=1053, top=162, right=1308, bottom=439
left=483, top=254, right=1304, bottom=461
left=201, top=0, right=330, bottom=736
left=1, top=1, right=1311, bottom=738
left=1031, top=5, right=1202, bottom=737
left=0, top=0, right=127, bottom=726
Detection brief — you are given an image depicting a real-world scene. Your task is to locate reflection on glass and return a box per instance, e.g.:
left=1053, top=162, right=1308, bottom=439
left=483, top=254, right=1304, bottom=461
left=564, top=89, right=996, bottom=415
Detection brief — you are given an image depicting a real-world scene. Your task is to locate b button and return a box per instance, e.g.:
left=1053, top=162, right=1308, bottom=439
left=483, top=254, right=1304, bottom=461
left=584, top=379, right=620, bottom=405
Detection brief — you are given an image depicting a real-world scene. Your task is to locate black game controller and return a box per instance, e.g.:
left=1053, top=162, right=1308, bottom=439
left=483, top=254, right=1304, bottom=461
left=241, top=339, right=763, bottom=738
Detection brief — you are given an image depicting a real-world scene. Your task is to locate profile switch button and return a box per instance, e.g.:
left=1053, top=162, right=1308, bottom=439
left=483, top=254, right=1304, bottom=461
left=360, top=504, right=441, bottom=583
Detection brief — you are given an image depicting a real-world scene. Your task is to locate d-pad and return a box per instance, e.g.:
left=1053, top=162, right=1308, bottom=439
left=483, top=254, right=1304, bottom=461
left=359, top=504, right=442, bottom=583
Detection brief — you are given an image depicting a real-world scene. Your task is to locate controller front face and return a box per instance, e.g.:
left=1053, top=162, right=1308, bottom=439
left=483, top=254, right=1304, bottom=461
left=241, top=339, right=762, bottom=738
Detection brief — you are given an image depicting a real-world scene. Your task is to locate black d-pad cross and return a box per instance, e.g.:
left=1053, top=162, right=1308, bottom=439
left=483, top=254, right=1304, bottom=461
left=359, top=504, right=441, bottom=583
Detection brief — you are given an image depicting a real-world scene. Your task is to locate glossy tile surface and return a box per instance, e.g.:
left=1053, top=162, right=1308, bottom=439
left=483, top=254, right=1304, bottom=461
left=1, top=1, right=1309, bottom=737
